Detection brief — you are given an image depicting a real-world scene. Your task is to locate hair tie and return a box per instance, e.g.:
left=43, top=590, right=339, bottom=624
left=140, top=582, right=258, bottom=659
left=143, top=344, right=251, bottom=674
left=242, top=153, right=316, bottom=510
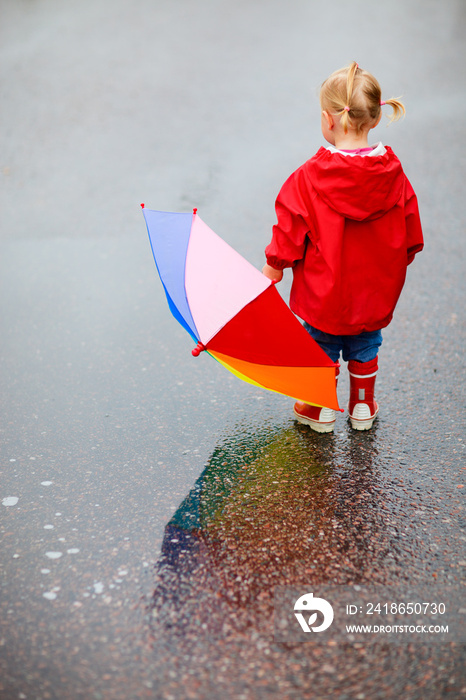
left=380, top=100, right=386, bottom=106
left=344, top=106, right=350, bottom=112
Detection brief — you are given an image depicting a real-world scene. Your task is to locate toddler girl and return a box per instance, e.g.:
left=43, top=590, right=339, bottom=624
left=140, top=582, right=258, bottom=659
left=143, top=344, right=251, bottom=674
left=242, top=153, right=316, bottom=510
left=263, top=61, right=423, bottom=432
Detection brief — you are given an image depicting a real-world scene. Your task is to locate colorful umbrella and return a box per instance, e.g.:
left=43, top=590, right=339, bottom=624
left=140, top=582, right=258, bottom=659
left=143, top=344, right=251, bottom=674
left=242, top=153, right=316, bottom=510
left=141, top=206, right=340, bottom=410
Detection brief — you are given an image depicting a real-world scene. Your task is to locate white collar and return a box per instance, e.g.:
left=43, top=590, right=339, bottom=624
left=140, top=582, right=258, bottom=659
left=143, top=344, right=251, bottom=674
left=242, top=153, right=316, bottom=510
left=326, top=142, right=386, bottom=157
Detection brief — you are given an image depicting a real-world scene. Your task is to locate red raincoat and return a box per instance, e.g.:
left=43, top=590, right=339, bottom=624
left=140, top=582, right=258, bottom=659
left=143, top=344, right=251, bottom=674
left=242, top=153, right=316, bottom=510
left=265, top=145, right=423, bottom=335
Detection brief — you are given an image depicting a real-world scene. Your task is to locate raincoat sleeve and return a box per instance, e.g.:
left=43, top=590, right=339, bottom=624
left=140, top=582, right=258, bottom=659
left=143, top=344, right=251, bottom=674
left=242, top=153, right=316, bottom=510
left=404, top=178, right=424, bottom=265
left=265, top=168, right=313, bottom=270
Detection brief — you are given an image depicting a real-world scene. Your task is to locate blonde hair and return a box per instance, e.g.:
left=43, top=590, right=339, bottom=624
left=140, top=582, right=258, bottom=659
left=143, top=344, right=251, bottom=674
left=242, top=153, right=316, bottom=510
left=320, top=61, right=406, bottom=134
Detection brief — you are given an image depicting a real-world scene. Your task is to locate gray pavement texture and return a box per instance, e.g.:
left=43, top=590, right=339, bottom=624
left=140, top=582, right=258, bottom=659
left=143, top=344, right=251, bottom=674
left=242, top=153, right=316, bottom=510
left=1, top=0, right=465, bottom=698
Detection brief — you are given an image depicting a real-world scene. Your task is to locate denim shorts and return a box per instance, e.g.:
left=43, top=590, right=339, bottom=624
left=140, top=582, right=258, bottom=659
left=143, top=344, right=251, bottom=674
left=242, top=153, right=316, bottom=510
left=304, top=323, right=383, bottom=363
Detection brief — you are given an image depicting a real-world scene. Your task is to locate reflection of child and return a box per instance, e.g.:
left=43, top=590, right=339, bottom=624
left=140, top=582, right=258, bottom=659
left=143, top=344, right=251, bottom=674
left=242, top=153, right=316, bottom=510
left=263, top=62, right=423, bottom=433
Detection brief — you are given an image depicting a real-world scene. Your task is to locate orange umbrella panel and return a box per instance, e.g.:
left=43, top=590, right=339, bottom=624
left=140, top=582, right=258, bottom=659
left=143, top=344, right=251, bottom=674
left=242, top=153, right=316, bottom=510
left=210, top=350, right=339, bottom=410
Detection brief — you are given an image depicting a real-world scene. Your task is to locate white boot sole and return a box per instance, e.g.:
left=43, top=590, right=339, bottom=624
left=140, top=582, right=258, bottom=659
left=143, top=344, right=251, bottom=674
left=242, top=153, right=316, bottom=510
left=294, top=408, right=336, bottom=433
left=348, top=403, right=379, bottom=431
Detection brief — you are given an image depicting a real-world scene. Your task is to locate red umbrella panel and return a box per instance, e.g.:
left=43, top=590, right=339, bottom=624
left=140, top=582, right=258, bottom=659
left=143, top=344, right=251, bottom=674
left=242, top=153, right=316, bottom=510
left=142, top=206, right=340, bottom=410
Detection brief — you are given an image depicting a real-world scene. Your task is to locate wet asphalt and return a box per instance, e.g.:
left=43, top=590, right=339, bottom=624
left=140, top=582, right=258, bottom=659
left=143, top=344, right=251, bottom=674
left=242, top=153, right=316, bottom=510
left=1, top=0, right=465, bottom=698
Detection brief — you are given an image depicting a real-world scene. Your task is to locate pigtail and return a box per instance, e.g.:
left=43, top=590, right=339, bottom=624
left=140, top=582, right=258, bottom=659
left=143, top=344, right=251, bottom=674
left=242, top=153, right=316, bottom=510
left=381, top=97, right=406, bottom=124
left=339, top=61, right=359, bottom=133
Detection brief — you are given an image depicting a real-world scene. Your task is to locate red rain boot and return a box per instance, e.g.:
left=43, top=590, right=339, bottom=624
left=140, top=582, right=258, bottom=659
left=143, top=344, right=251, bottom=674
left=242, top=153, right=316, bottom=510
left=294, top=369, right=339, bottom=433
left=348, top=357, right=379, bottom=431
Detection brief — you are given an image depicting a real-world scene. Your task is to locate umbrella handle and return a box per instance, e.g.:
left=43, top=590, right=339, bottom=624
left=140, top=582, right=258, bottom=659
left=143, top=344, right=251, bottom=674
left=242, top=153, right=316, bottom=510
left=192, top=342, right=206, bottom=357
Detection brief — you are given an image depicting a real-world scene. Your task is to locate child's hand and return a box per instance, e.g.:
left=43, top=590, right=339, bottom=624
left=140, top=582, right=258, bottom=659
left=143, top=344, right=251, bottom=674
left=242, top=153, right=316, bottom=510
left=262, top=264, right=283, bottom=283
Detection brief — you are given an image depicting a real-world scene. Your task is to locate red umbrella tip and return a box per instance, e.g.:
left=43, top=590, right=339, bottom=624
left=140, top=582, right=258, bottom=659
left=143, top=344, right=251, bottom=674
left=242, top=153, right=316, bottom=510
left=192, top=341, right=206, bottom=357
left=193, top=207, right=198, bottom=215
left=140, top=202, right=145, bottom=208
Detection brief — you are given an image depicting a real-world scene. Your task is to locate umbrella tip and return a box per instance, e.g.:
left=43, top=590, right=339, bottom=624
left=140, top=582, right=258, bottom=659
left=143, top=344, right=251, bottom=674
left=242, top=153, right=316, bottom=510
left=192, top=341, right=206, bottom=357
left=140, top=202, right=145, bottom=208
left=193, top=207, right=197, bottom=215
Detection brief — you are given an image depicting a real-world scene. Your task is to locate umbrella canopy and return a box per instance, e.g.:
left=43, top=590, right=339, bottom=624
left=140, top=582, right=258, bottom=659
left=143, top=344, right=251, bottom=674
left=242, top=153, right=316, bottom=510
left=142, top=206, right=340, bottom=410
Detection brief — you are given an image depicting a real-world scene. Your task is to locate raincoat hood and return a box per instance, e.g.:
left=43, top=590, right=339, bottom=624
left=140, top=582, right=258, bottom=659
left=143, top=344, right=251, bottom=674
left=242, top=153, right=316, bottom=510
left=304, top=145, right=405, bottom=221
